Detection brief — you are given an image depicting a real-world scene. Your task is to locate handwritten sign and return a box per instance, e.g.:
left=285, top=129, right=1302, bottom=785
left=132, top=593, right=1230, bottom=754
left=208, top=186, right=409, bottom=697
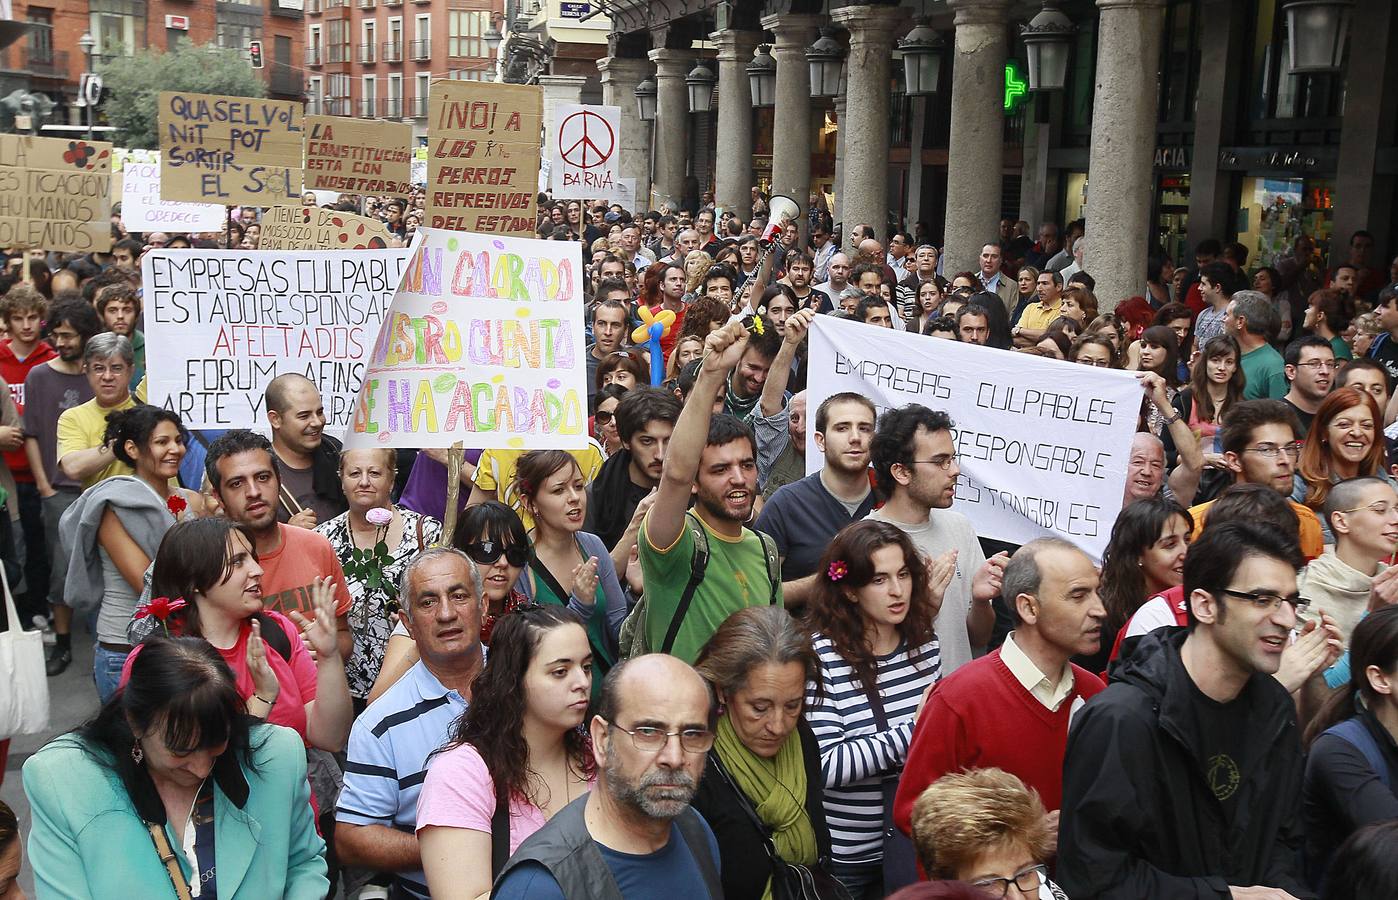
left=260, top=205, right=392, bottom=250
left=0, top=135, right=112, bottom=253
left=548, top=104, right=619, bottom=196
left=157, top=91, right=304, bottom=206
left=345, top=228, right=586, bottom=450
left=304, top=115, right=413, bottom=197
left=142, top=244, right=416, bottom=431
left=426, top=80, right=542, bottom=237
left=806, top=316, right=1142, bottom=558
left=121, top=157, right=225, bottom=232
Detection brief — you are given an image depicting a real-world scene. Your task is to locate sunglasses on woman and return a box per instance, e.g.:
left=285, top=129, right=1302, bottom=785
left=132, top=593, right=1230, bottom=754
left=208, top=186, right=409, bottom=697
left=462, top=540, right=531, bottom=568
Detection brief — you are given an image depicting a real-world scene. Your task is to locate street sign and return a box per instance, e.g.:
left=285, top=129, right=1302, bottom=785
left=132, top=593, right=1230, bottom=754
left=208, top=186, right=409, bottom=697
left=84, top=74, right=103, bottom=108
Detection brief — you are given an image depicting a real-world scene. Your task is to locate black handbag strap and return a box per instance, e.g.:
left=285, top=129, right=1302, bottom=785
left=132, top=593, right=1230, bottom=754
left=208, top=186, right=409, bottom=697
left=490, top=789, right=511, bottom=879
left=709, top=752, right=782, bottom=862
left=862, top=677, right=890, bottom=731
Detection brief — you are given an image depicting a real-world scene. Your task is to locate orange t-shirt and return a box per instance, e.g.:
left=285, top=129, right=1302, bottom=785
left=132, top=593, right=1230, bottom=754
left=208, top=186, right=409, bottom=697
left=1187, top=498, right=1324, bottom=561
left=258, top=523, right=353, bottom=618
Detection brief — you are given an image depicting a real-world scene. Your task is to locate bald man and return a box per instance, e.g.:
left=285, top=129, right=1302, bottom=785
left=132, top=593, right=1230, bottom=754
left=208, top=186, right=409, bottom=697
left=265, top=373, right=347, bottom=527
left=1123, top=433, right=1166, bottom=507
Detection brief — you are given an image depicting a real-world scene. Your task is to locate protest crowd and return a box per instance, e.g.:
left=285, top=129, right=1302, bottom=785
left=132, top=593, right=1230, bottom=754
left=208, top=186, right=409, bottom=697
left=3, top=118, right=1398, bottom=900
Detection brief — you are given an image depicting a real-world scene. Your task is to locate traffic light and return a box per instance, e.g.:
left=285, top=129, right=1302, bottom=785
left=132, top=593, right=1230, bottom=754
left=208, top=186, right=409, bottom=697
left=249, top=40, right=264, bottom=69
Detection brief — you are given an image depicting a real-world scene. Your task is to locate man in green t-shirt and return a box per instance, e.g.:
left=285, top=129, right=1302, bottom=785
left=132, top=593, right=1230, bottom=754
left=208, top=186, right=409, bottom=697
left=639, top=319, right=783, bottom=663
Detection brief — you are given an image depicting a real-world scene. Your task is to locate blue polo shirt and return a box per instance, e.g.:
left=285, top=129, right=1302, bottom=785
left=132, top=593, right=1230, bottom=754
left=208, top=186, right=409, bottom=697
left=754, top=471, right=877, bottom=581
left=336, top=660, right=469, bottom=899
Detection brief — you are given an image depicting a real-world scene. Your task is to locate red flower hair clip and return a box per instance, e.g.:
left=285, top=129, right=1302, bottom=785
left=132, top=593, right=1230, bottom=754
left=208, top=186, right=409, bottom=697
left=827, top=560, right=848, bottom=582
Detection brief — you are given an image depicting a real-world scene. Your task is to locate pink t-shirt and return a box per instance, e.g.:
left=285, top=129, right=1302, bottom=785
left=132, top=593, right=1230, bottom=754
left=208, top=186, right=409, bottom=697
left=121, top=610, right=319, bottom=741
left=416, top=743, right=594, bottom=856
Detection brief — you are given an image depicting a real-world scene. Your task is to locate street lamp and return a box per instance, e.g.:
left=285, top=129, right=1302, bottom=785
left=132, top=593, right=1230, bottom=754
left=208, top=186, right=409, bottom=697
left=634, top=77, right=657, bottom=122
left=685, top=63, right=716, bottom=114
left=747, top=44, right=776, bottom=108
left=1282, top=0, right=1354, bottom=73
left=484, top=20, right=503, bottom=54
left=897, top=21, right=944, bottom=97
left=1020, top=2, right=1075, bottom=91
left=77, top=31, right=96, bottom=141
left=805, top=27, right=845, bottom=99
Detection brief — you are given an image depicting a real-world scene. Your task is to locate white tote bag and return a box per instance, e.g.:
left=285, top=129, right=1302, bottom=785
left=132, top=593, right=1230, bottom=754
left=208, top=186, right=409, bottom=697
left=0, top=560, right=49, bottom=737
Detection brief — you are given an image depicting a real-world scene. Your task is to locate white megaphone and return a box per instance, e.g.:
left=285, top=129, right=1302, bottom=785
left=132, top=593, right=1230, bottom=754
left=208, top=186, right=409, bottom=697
left=768, top=193, right=801, bottom=227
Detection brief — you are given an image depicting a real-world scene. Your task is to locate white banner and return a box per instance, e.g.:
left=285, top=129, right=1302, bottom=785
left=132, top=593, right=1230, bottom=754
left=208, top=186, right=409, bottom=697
left=120, top=158, right=225, bottom=232
left=143, top=244, right=416, bottom=432
left=547, top=103, right=620, bottom=196
left=806, top=316, right=1142, bottom=557
left=344, top=228, right=588, bottom=450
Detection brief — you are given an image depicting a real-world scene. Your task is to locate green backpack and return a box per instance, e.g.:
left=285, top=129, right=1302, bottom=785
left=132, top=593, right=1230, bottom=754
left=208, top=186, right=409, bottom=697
left=619, top=511, right=782, bottom=659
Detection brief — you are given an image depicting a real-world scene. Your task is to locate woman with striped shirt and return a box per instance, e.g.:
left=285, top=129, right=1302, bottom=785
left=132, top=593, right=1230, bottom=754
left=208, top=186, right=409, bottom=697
left=804, top=519, right=953, bottom=898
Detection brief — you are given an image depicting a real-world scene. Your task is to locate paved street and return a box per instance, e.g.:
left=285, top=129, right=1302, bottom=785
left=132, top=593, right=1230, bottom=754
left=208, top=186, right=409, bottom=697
left=2, top=636, right=99, bottom=897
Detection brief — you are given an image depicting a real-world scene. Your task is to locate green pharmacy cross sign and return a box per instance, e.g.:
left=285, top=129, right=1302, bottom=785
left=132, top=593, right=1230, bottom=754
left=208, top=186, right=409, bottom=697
left=1004, top=60, right=1029, bottom=112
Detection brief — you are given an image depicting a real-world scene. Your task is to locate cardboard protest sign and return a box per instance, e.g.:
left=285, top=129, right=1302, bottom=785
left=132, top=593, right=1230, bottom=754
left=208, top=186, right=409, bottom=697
left=547, top=104, right=620, bottom=196
left=0, top=134, right=112, bottom=253
left=142, top=243, right=416, bottom=431
left=345, top=228, right=587, bottom=450
left=157, top=91, right=304, bottom=206
left=260, top=205, right=392, bottom=250
left=121, top=157, right=226, bottom=232
left=425, top=80, right=542, bottom=237
left=304, top=115, right=413, bottom=197
left=806, top=316, right=1141, bottom=558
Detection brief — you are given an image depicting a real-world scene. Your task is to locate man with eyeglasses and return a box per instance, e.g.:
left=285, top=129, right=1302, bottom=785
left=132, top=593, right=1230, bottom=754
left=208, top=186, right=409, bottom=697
left=1058, top=520, right=1314, bottom=900
left=867, top=404, right=1008, bottom=675
left=495, top=654, right=723, bottom=900
left=1281, top=336, right=1336, bottom=433
left=1184, top=400, right=1324, bottom=559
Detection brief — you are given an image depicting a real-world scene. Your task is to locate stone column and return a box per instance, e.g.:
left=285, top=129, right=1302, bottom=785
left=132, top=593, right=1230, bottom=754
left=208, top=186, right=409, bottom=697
left=942, top=0, right=1010, bottom=275
left=829, top=5, right=906, bottom=243
left=762, top=13, right=823, bottom=236
left=538, top=74, right=588, bottom=144
left=1084, top=0, right=1166, bottom=306
left=1332, top=0, right=1397, bottom=262
left=648, top=48, right=695, bottom=211
left=833, top=91, right=847, bottom=225
left=710, top=29, right=761, bottom=214
left=597, top=56, right=652, bottom=208
left=1186, top=0, right=1244, bottom=252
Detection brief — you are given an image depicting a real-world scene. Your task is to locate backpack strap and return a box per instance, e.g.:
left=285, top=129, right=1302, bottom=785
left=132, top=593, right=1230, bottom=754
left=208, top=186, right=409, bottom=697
left=1325, top=717, right=1392, bottom=789
left=253, top=611, right=293, bottom=662
left=754, top=528, right=781, bottom=606
left=490, top=789, right=511, bottom=880
left=673, top=808, right=724, bottom=900
left=660, top=512, right=709, bottom=654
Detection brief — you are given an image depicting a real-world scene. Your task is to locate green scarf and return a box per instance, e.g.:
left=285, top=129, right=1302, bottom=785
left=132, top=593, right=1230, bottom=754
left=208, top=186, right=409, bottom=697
left=714, top=715, right=819, bottom=900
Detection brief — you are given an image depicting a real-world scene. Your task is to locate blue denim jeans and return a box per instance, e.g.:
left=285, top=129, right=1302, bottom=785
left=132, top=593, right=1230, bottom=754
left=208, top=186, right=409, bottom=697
left=93, top=643, right=131, bottom=704
left=829, top=861, right=883, bottom=900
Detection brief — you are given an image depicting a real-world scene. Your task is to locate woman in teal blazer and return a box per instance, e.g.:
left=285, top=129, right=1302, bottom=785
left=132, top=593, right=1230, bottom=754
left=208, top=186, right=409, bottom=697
left=23, top=636, right=327, bottom=899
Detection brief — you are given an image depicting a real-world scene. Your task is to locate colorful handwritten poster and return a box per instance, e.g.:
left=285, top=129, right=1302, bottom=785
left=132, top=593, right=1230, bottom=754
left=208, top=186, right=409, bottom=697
left=121, top=157, right=226, bottom=232
left=142, top=244, right=416, bottom=431
left=0, top=134, right=112, bottom=253
left=547, top=103, right=619, bottom=196
left=304, top=115, right=413, bottom=197
left=345, top=228, right=586, bottom=450
left=425, top=80, right=542, bottom=237
left=260, top=205, right=392, bottom=250
left=157, top=91, right=304, bottom=206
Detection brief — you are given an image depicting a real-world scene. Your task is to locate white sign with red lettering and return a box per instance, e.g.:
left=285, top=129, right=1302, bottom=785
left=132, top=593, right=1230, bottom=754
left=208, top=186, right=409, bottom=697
left=547, top=104, right=619, bottom=196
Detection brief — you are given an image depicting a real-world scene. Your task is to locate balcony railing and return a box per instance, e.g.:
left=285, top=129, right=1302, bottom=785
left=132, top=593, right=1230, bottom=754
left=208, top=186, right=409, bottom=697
left=270, top=66, right=304, bottom=97
left=382, top=98, right=402, bottom=118
left=359, top=98, right=377, bottom=118
left=326, top=44, right=350, bottom=63
left=410, top=39, right=430, bottom=60
left=22, top=46, right=69, bottom=79
left=358, top=0, right=375, bottom=7
left=383, top=0, right=402, bottom=6
left=304, top=47, right=322, bottom=66
left=408, top=97, right=428, bottom=118
left=381, top=40, right=402, bottom=62
left=326, top=97, right=352, bottom=116
left=358, top=43, right=376, bottom=63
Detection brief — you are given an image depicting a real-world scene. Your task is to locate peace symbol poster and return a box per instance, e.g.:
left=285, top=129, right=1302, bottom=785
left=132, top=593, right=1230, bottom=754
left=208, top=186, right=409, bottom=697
left=547, top=103, right=620, bottom=197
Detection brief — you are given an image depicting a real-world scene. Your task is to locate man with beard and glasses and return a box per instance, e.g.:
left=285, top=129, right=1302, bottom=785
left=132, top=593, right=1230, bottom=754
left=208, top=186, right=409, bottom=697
left=265, top=373, right=347, bottom=529
left=494, top=655, right=723, bottom=900
left=756, top=392, right=878, bottom=599
left=639, top=321, right=782, bottom=663
left=586, top=386, right=680, bottom=564
left=1281, top=336, right=1336, bottom=434
left=23, top=298, right=101, bottom=674
left=1057, top=521, right=1314, bottom=900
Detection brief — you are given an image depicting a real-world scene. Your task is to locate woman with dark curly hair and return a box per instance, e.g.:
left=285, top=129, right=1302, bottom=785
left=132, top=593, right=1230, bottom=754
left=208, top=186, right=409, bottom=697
left=417, top=605, right=596, bottom=898
left=803, top=519, right=951, bottom=898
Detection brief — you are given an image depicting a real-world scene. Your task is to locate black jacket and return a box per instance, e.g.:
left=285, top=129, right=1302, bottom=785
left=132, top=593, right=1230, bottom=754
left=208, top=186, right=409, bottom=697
left=1302, top=707, right=1398, bottom=887
left=689, top=721, right=833, bottom=900
left=1056, top=629, right=1314, bottom=900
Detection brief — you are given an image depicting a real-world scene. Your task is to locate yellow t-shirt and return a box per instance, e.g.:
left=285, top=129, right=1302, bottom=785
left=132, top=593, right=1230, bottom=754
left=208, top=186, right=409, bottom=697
left=56, top=396, right=137, bottom=488
left=1017, top=300, right=1062, bottom=333
left=471, top=439, right=606, bottom=529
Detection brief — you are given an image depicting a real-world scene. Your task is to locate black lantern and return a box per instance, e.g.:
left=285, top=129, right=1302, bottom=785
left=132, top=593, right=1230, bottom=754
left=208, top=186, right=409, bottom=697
left=685, top=63, right=717, bottom=113
left=1283, top=0, right=1354, bottom=73
left=805, top=27, right=845, bottom=99
left=747, top=44, right=776, bottom=108
left=1021, top=2, right=1075, bottom=91
left=634, top=77, right=657, bottom=122
left=897, top=21, right=943, bottom=97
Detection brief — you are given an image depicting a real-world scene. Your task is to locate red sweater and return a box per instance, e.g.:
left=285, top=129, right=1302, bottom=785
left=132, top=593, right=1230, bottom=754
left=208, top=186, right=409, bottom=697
left=893, top=648, right=1105, bottom=833
left=0, top=340, right=56, bottom=480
